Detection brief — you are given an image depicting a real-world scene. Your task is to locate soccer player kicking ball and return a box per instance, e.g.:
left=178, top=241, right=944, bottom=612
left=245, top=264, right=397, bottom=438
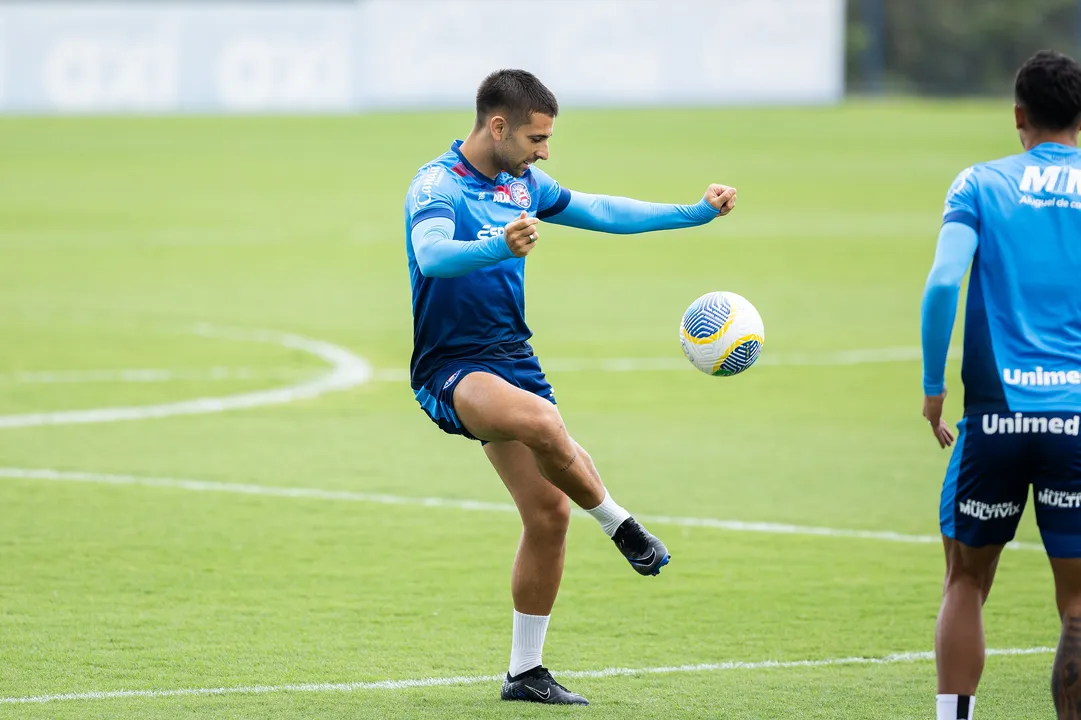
left=922, top=50, right=1081, bottom=720
left=403, top=69, right=736, bottom=705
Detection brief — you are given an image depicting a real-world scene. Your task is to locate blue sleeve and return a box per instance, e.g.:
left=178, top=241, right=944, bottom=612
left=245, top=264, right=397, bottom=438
left=530, top=165, right=569, bottom=218
left=541, top=190, right=719, bottom=233
left=407, top=163, right=457, bottom=228
left=942, top=166, right=979, bottom=231
left=921, top=221, right=979, bottom=395
left=410, top=216, right=515, bottom=278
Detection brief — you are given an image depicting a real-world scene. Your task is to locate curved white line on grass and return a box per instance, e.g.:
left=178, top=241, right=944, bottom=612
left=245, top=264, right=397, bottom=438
left=0, top=468, right=1044, bottom=551
left=4, top=347, right=955, bottom=387
left=0, top=646, right=1053, bottom=705
left=0, top=325, right=371, bottom=428
left=4, top=368, right=318, bottom=384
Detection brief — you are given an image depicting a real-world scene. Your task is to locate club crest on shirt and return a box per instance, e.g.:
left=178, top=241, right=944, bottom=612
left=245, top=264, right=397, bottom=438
left=509, top=181, right=532, bottom=209
left=494, top=182, right=532, bottom=209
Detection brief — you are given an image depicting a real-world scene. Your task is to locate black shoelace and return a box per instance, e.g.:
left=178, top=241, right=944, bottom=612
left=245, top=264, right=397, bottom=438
left=532, top=667, right=569, bottom=692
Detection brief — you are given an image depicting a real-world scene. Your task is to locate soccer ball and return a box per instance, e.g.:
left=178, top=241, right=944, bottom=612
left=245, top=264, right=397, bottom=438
left=679, top=291, right=765, bottom=376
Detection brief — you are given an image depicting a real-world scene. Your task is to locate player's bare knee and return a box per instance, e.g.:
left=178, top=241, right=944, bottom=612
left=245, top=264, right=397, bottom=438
left=944, top=559, right=994, bottom=599
left=1057, top=591, right=1081, bottom=621
left=523, top=496, right=571, bottom=540
left=520, top=404, right=567, bottom=455
left=944, top=541, right=1000, bottom=591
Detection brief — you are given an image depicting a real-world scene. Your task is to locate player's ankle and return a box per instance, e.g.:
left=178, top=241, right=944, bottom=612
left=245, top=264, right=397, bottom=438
left=936, top=693, right=975, bottom=720
left=509, top=611, right=550, bottom=678
left=584, top=490, right=631, bottom=537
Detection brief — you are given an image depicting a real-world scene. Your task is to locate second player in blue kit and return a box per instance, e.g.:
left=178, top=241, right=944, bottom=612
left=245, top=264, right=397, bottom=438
left=921, top=50, right=1081, bottom=720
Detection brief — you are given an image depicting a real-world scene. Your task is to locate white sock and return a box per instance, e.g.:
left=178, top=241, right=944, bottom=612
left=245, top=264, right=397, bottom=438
left=585, top=490, right=631, bottom=537
left=937, top=694, right=975, bottom=720
left=509, top=611, right=550, bottom=677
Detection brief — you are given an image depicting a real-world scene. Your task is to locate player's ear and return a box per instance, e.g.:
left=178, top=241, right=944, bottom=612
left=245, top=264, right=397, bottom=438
left=490, top=115, right=507, bottom=141
left=1014, top=104, right=1026, bottom=130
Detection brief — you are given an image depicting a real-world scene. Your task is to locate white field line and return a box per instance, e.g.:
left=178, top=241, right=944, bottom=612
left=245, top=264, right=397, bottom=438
left=0, top=468, right=1044, bottom=552
left=2, top=368, right=317, bottom=384
left=0, top=646, right=1054, bottom=705
left=3, top=346, right=956, bottom=388
left=544, top=347, right=907, bottom=373
left=540, top=347, right=961, bottom=374
left=363, top=347, right=959, bottom=383
left=0, top=325, right=371, bottom=429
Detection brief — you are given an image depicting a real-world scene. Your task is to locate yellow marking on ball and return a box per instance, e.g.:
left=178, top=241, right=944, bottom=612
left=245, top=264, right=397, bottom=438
left=711, top=333, right=765, bottom=375
left=680, top=305, right=735, bottom=346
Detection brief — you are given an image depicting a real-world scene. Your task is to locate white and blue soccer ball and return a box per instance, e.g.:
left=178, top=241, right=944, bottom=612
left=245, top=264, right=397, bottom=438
left=679, top=291, right=765, bottom=376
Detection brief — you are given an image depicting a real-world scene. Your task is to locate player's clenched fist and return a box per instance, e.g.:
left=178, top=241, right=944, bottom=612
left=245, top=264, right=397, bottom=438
left=704, top=184, right=737, bottom=216
left=504, top=211, right=540, bottom=257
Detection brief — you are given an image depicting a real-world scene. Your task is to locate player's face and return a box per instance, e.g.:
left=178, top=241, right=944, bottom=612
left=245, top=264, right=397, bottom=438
left=497, top=113, right=554, bottom=177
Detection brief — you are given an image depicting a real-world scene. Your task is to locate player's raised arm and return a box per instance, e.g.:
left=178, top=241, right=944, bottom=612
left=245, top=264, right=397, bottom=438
left=537, top=183, right=736, bottom=234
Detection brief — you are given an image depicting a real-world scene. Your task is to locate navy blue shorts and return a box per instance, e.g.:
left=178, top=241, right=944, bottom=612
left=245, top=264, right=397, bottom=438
left=941, top=412, right=1081, bottom=557
left=413, top=352, right=556, bottom=442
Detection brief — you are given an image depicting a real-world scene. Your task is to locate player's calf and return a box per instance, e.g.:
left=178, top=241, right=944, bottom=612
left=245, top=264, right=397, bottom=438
left=1049, top=559, right=1081, bottom=719
left=536, top=438, right=671, bottom=576
left=935, top=539, right=1002, bottom=718
left=1052, top=603, right=1081, bottom=720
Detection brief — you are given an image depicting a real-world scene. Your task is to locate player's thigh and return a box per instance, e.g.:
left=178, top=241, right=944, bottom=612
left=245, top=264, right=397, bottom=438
left=484, top=440, right=570, bottom=532
left=940, top=415, right=1029, bottom=549
left=453, top=370, right=564, bottom=445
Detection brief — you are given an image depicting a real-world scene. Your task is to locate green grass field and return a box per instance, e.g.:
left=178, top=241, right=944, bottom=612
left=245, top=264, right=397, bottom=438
left=0, top=101, right=1061, bottom=718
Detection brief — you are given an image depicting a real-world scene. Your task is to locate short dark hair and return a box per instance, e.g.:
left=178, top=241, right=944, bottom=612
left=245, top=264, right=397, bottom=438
left=1015, top=50, right=1081, bottom=131
left=475, top=69, right=558, bottom=129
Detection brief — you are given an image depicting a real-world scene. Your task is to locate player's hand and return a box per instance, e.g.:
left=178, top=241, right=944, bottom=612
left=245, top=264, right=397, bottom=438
left=705, top=184, right=737, bottom=216
left=503, top=211, right=540, bottom=258
left=923, top=390, right=955, bottom=449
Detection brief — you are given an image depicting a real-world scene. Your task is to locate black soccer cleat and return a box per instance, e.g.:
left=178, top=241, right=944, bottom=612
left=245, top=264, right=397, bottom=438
left=612, top=517, right=670, bottom=576
left=500, top=666, right=589, bottom=705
